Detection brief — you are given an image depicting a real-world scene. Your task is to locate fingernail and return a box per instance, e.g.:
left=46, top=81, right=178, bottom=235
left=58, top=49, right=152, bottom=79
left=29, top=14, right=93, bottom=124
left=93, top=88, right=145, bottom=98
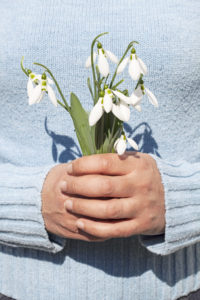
left=66, top=163, right=73, bottom=175
left=60, top=181, right=67, bottom=191
left=77, top=220, right=84, bottom=230
left=64, top=199, right=73, bottom=210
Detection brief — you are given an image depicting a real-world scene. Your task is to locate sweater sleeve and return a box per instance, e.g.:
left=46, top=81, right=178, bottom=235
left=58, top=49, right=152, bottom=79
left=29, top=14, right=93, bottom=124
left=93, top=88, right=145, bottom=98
left=0, top=163, right=66, bottom=253
left=139, top=154, right=200, bottom=256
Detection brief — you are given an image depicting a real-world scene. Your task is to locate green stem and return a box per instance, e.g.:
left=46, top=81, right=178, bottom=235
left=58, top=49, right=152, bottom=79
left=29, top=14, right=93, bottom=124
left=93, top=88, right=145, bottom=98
left=112, top=79, right=124, bottom=89
left=109, top=40, right=139, bottom=89
left=57, top=100, right=68, bottom=110
left=20, top=56, right=29, bottom=77
left=33, top=62, right=70, bottom=112
left=90, top=32, right=109, bottom=104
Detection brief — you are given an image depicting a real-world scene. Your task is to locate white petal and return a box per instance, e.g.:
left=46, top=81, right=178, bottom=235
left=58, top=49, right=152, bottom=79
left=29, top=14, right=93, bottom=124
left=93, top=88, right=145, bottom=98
left=36, top=90, right=45, bottom=103
left=119, top=101, right=130, bottom=122
left=129, top=87, right=143, bottom=106
left=128, top=56, right=141, bottom=81
left=35, top=74, right=42, bottom=81
left=112, top=90, right=131, bottom=104
left=105, top=50, right=118, bottom=64
left=98, top=49, right=109, bottom=77
left=117, top=57, right=129, bottom=74
left=116, top=138, right=127, bottom=155
left=134, top=104, right=142, bottom=112
left=89, top=99, right=104, bottom=126
left=114, top=138, right=120, bottom=150
left=103, top=94, right=112, bottom=113
left=85, top=52, right=97, bottom=68
left=27, top=78, right=34, bottom=98
left=29, top=84, right=43, bottom=105
left=145, top=88, right=158, bottom=107
left=47, top=84, right=57, bottom=106
left=47, top=77, right=54, bottom=85
left=137, top=57, right=147, bottom=75
left=112, top=103, right=124, bottom=121
left=127, top=138, right=139, bottom=151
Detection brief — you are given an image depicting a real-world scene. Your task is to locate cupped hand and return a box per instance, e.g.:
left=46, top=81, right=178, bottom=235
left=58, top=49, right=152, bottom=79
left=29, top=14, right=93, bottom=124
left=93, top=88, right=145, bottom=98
left=62, top=152, right=165, bottom=239
left=41, top=163, right=106, bottom=242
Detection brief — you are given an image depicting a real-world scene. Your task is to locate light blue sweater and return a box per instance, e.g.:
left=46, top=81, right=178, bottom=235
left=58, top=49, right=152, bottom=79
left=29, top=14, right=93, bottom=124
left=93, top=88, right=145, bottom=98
left=0, top=0, right=200, bottom=299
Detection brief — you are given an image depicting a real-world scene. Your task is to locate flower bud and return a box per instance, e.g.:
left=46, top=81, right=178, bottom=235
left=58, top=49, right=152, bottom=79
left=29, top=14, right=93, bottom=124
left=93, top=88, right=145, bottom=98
left=131, top=48, right=136, bottom=54
left=42, top=73, right=47, bottom=80
left=97, top=42, right=102, bottom=49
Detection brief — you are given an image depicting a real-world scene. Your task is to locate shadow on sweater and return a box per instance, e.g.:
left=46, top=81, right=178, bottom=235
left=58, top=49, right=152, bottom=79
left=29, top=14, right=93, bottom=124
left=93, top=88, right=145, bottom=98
left=44, top=118, right=161, bottom=162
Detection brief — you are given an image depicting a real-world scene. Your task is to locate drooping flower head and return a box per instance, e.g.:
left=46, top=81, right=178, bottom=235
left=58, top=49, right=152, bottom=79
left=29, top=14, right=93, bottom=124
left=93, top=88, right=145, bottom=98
left=85, top=42, right=118, bottom=77
left=27, top=71, right=57, bottom=106
left=114, top=133, right=139, bottom=155
left=117, top=47, right=147, bottom=81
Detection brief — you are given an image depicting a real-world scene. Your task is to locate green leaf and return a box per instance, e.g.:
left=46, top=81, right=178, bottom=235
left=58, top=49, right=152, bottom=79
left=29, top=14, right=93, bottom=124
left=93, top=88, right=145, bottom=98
left=70, top=92, right=96, bottom=156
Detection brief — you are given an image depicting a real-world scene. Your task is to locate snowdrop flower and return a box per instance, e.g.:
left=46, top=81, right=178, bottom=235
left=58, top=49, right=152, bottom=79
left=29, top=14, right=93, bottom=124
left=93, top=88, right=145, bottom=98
left=27, top=72, right=57, bottom=106
left=114, top=133, right=139, bottom=155
left=85, top=42, right=118, bottom=77
left=89, top=88, right=132, bottom=126
left=117, top=48, right=147, bottom=81
left=130, top=82, right=158, bottom=108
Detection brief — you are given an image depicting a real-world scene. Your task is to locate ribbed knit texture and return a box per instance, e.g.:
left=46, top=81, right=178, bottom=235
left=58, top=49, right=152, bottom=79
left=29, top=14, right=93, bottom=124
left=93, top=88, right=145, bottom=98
left=0, top=0, right=200, bottom=299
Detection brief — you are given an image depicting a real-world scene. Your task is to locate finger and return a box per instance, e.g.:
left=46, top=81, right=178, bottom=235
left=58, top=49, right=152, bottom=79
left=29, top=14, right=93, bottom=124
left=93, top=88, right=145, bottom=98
left=64, top=196, right=137, bottom=219
left=76, top=218, right=139, bottom=239
left=68, top=152, right=139, bottom=176
left=58, top=224, right=107, bottom=242
left=61, top=174, right=133, bottom=198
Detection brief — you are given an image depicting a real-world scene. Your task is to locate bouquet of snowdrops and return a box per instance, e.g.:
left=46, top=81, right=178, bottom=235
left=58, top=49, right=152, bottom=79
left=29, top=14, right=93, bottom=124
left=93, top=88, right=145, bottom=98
left=21, top=32, right=158, bottom=156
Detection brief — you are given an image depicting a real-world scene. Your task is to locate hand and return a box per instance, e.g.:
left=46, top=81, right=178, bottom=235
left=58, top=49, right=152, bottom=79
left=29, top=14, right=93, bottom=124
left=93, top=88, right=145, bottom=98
left=62, top=152, right=165, bottom=239
left=41, top=163, right=106, bottom=242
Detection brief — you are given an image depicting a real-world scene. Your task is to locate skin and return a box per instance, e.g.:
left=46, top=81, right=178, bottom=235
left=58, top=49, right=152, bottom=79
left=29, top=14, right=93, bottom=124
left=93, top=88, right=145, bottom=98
left=41, top=152, right=165, bottom=241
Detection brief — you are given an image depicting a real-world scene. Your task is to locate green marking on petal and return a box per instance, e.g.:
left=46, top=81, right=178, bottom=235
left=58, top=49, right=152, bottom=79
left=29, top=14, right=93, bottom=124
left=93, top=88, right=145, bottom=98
left=42, top=80, right=47, bottom=86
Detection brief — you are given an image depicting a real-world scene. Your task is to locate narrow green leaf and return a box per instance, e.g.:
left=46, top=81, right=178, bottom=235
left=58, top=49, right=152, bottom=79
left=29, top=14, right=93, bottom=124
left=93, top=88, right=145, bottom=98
left=70, top=93, right=96, bottom=155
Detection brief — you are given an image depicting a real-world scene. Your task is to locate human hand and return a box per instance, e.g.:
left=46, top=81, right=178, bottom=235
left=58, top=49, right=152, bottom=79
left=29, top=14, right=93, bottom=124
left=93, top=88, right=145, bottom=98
left=41, top=163, right=106, bottom=242
left=62, top=152, right=165, bottom=239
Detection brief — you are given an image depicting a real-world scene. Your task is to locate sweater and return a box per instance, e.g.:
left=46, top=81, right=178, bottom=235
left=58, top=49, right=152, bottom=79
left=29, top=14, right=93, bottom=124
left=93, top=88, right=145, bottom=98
left=0, top=0, right=200, bottom=299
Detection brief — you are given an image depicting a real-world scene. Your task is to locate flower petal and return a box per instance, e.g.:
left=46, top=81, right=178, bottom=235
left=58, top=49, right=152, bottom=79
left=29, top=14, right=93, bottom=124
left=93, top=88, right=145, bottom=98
left=47, top=84, right=57, bottom=106
left=89, top=99, right=104, bottom=126
left=112, top=103, right=124, bottom=121
left=112, top=90, right=131, bottom=104
left=117, top=57, right=129, bottom=74
left=119, top=101, right=130, bottom=122
left=103, top=94, right=113, bottom=113
left=98, top=49, right=109, bottom=77
left=47, top=77, right=54, bottom=85
left=145, top=88, right=158, bottom=107
left=116, top=138, right=127, bottom=155
left=128, top=56, right=141, bottom=81
left=129, top=87, right=143, bottom=106
left=114, top=138, right=120, bottom=150
left=134, top=104, right=142, bottom=112
left=27, top=78, right=34, bottom=98
left=85, top=52, right=97, bottom=68
left=137, top=57, right=147, bottom=75
left=29, top=84, right=43, bottom=105
left=127, top=138, right=139, bottom=151
left=105, top=50, right=118, bottom=64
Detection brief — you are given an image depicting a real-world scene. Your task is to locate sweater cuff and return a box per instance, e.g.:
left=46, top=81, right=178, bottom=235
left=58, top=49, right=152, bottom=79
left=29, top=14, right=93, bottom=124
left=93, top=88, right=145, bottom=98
left=0, top=163, right=66, bottom=253
left=139, top=154, right=200, bottom=256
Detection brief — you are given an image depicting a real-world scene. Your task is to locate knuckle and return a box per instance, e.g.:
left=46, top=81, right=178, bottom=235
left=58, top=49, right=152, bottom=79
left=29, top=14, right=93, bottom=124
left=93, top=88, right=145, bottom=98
left=105, top=202, right=121, bottom=219
left=102, top=178, right=113, bottom=196
left=70, top=180, right=78, bottom=194
left=100, top=157, right=111, bottom=172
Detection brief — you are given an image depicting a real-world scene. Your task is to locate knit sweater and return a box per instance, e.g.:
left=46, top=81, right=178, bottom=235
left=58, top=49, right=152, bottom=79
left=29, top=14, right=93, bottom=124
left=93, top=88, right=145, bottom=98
left=0, top=0, right=200, bottom=299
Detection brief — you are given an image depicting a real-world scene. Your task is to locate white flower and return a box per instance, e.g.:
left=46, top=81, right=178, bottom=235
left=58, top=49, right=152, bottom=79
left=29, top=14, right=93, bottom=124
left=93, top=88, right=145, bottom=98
left=117, top=48, right=147, bottom=81
left=27, top=73, right=57, bottom=106
left=131, top=84, right=158, bottom=108
left=89, top=88, right=131, bottom=126
left=114, top=134, right=138, bottom=155
left=85, top=43, right=118, bottom=77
